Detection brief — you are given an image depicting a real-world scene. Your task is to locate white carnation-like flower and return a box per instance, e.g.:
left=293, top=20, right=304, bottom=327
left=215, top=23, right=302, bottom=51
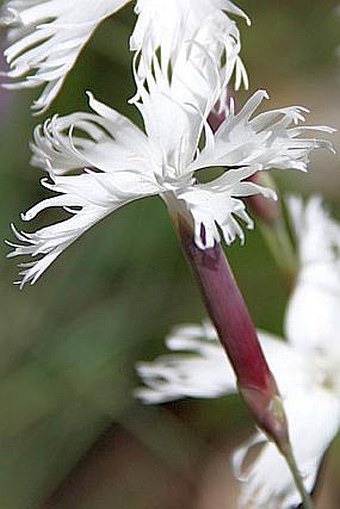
left=0, top=0, right=249, bottom=113
left=136, top=196, right=340, bottom=508
left=0, top=0, right=129, bottom=113
left=7, top=36, right=333, bottom=288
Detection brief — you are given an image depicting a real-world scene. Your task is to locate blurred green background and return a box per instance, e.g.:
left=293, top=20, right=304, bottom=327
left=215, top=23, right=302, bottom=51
left=0, top=1, right=339, bottom=508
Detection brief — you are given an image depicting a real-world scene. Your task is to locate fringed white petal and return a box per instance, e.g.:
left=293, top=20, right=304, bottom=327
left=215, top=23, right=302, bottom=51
left=131, top=0, right=249, bottom=96
left=1, top=0, right=129, bottom=113
left=7, top=169, right=159, bottom=287
left=135, top=321, right=305, bottom=404
left=192, top=90, right=335, bottom=172
left=176, top=188, right=252, bottom=249
left=135, top=321, right=237, bottom=403
left=8, top=93, right=161, bottom=287
left=31, top=92, right=156, bottom=178
left=175, top=165, right=275, bottom=249
left=132, top=32, right=226, bottom=174
left=285, top=196, right=340, bottom=355
left=234, top=388, right=340, bottom=509
left=288, top=195, right=340, bottom=268
left=219, top=0, right=251, bottom=26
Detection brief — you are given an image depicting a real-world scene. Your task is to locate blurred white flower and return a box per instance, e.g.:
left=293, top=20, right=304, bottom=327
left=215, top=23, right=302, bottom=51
left=0, top=0, right=249, bottom=113
left=136, top=196, right=340, bottom=508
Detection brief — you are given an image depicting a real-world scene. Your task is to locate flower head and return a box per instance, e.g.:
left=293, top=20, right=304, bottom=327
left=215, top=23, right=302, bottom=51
left=136, top=196, right=340, bottom=508
left=7, top=36, right=333, bottom=288
left=0, top=0, right=249, bottom=113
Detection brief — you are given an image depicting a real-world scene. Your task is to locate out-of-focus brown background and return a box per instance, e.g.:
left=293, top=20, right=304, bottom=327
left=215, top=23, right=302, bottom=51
left=0, top=1, right=339, bottom=508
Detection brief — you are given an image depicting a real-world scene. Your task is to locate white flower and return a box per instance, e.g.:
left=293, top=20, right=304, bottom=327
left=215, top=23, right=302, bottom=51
left=286, top=195, right=340, bottom=354
left=136, top=321, right=238, bottom=402
left=131, top=0, right=250, bottom=94
left=0, top=0, right=130, bottom=113
left=194, top=95, right=334, bottom=173
left=136, top=196, right=340, bottom=508
left=0, top=0, right=249, bottom=113
left=7, top=38, right=333, bottom=288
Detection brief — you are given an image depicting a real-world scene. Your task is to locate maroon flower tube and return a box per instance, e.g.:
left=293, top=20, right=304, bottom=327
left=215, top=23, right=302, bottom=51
left=177, top=217, right=289, bottom=448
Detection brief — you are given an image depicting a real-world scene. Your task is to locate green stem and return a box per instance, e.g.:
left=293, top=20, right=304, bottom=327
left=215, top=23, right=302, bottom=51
left=246, top=173, right=298, bottom=289
left=280, top=442, right=315, bottom=509
left=259, top=217, right=298, bottom=291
